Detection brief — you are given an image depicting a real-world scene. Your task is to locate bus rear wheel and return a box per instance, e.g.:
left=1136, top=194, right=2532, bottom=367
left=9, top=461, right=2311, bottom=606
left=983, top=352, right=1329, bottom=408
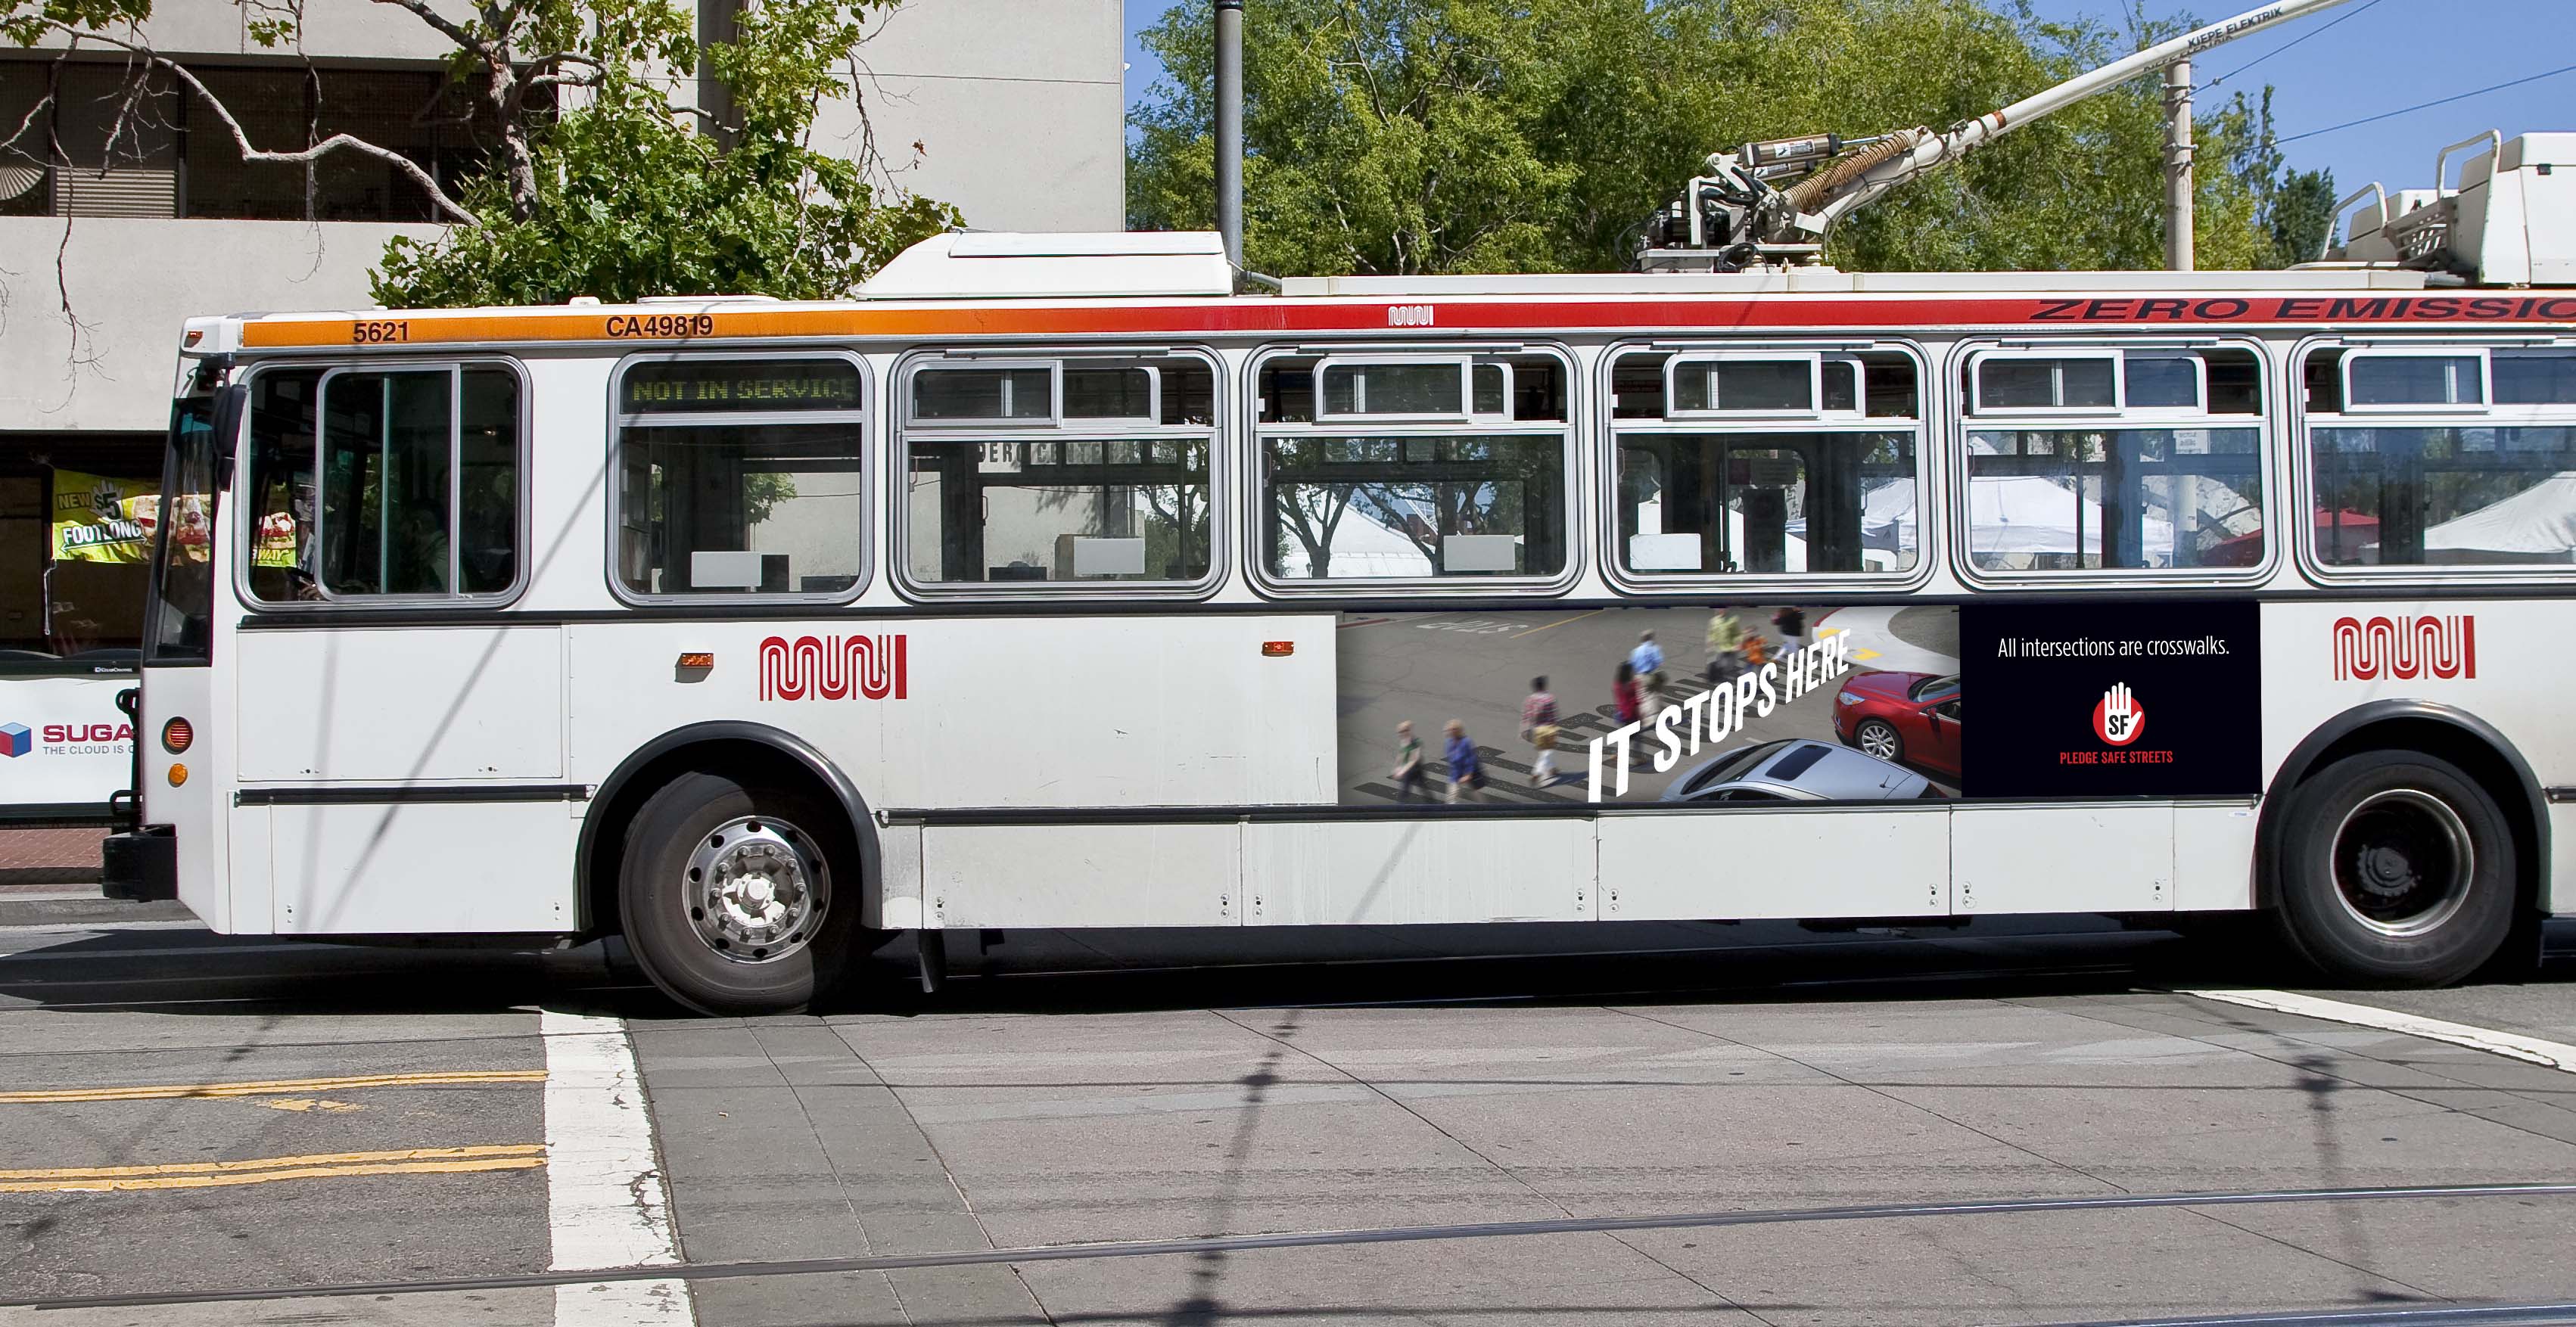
left=618, top=771, right=857, bottom=1015
left=2270, top=751, right=2513, bottom=987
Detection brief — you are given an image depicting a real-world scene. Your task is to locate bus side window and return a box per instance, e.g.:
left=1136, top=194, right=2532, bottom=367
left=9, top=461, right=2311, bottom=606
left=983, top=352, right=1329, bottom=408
left=900, top=353, right=1216, bottom=589
left=611, top=357, right=867, bottom=601
left=1610, top=347, right=1921, bottom=577
left=1258, top=350, right=1570, bottom=583
left=1960, top=345, right=2266, bottom=574
left=2303, top=344, right=2576, bottom=570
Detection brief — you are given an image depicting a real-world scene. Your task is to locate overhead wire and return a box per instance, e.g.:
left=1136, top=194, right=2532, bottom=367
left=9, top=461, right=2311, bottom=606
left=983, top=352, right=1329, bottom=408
left=2270, top=62, right=2576, bottom=145
left=2201, top=0, right=2384, bottom=92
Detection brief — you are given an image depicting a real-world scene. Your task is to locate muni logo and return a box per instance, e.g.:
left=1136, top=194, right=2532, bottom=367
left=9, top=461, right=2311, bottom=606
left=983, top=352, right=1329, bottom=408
left=758, top=634, right=908, bottom=702
left=2332, top=615, right=2476, bottom=681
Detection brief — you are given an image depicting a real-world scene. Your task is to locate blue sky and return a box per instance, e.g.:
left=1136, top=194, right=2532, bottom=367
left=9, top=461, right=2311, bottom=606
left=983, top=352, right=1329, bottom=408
left=1122, top=0, right=2571, bottom=199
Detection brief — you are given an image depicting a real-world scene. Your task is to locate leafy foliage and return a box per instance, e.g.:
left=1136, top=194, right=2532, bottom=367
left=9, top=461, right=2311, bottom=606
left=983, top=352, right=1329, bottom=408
left=1128, top=0, right=2317, bottom=276
left=372, top=0, right=958, bottom=306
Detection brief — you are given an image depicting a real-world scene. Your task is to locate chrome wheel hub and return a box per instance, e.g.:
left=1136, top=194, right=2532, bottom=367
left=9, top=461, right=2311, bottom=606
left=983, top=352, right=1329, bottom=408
left=1858, top=723, right=1898, bottom=759
left=685, top=816, right=824, bottom=963
left=2331, top=788, right=2472, bottom=939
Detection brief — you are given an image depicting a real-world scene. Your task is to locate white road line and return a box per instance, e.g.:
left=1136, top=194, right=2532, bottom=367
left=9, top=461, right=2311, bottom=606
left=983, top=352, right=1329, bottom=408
left=540, top=1008, right=695, bottom=1325
left=2185, top=989, right=2576, bottom=1074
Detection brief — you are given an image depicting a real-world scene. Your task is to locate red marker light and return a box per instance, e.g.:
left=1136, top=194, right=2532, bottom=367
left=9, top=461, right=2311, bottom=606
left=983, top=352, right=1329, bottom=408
left=1262, top=641, right=1295, bottom=657
left=161, top=717, right=193, bottom=754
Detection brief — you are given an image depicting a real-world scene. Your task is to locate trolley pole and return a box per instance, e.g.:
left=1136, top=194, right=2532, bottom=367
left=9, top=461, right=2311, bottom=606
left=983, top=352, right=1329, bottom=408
left=2164, top=58, right=2194, bottom=272
left=1215, top=0, right=1245, bottom=269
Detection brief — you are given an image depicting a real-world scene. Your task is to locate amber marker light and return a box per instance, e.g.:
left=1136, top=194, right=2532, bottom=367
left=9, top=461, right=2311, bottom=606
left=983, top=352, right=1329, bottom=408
left=162, top=717, right=193, bottom=754
left=166, top=763, right=188, bottom=787
left=677, top=652, right=715, bottom=669
left=1262, top=641, right=1295, bottom=657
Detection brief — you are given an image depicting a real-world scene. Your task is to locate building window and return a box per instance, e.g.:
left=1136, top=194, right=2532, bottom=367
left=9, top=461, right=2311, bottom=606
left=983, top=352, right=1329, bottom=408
left=0, top=57, right=507, bottom=222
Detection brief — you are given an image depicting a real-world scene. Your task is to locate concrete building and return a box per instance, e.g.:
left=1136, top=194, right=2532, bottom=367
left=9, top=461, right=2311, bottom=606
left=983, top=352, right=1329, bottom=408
left=0, top=0, right=1122, bottom=651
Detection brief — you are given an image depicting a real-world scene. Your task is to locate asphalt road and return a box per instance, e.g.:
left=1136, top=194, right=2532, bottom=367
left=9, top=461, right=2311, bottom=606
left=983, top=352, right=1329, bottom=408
left=2, top=906, right=2574, bottom=1327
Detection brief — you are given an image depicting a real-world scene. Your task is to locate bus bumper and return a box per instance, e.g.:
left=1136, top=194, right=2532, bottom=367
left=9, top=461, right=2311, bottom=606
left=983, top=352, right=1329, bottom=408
left=100, top=827, right=177, bottom=903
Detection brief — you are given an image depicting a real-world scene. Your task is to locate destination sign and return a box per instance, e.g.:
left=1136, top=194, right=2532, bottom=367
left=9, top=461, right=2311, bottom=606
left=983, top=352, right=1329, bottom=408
left=623, top=360, right=863, bottom=413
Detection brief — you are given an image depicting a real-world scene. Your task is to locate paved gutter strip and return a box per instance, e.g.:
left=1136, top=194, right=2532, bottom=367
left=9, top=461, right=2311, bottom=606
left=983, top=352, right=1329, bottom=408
left=14, top=1181, right=2575, bottom=1313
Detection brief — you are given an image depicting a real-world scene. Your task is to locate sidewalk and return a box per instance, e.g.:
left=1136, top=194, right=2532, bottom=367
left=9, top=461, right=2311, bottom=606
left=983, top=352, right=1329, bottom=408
left=0, top=826, right=107, bottom=888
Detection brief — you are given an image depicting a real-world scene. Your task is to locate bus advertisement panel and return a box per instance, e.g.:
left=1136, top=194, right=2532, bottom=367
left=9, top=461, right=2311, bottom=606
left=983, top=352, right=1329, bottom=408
left=1332, top=601, right=2259, bottom=806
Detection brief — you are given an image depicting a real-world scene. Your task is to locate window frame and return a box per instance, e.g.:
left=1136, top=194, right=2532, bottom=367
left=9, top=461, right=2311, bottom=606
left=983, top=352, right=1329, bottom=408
left=2339, top=348, right=2489, bottom=414
left=1968, top=349, right=2125, bottom=416
left=1308, top=354, right=1522, bottom=425
left=1600, top=337, right=1936, bottom=596
left=1660, top=351, right=1872, bottom=422
left=233, top=355, right=533, bottom=614
left=1949, top=335, right=2279, bottom=589
left=891, top=344, right=1225, bottom=601
left=605, top=348, right=874, bottom=608
left=1246, top=340, right=1582, bottom=598
left=2294, top=334, right=2576, bottom=586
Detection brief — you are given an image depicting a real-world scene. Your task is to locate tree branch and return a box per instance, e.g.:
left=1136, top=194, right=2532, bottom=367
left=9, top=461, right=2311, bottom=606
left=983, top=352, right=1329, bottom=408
left=366, top=0, right=487, bottom=57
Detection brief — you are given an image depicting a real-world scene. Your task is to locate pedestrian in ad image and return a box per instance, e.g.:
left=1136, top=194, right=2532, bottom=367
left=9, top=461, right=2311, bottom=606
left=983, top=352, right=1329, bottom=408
left=1392, top=720, right=1428, bottom=803
left=1611, top=661, right=1644, bottom=766
left=1774, top=604, right=1807, bottom=657
left=1629, top=630, right=1666, bottom=695
left=1521, top=676, right=1560, bottom=788
left=1706, top=609, right=1748, bottom=684
left=1443, top=720, right=1486, bottom=803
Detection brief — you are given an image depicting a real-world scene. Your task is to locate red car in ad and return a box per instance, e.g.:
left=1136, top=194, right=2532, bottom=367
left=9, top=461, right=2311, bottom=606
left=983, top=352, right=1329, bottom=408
left=1832, top=671, right=1962, bottom=782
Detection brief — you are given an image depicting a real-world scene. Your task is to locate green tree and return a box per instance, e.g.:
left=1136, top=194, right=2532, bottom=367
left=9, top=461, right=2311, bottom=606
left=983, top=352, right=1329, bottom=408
left=5, top=0, right=958, bottom=309
left=1128, top=0, right=2304, bottom=276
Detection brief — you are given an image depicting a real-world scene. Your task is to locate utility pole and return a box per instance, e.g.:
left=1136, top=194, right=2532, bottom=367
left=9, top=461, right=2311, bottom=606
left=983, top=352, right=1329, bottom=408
left=2164, top=58, right=2194, bottom=272
left=1215, top=0, right=1245, bottom=269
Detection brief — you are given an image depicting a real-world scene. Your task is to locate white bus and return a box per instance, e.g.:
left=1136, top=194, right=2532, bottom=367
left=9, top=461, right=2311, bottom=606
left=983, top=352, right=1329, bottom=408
left=105, top=208, right=2576, bottom=1014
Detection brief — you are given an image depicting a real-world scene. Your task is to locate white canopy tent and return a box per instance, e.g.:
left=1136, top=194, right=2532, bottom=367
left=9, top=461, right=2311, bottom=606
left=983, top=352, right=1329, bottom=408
left=2423, top=472, right=2576, bottom=563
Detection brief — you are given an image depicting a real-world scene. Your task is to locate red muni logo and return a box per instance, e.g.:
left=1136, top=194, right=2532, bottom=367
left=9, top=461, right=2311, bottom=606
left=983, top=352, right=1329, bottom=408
left=758, top=634, right=909, bottom=701
left=2331, top=615, right=2476, bottom=681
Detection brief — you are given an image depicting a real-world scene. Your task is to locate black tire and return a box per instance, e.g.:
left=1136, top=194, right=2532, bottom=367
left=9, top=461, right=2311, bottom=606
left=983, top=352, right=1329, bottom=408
left=2269, top=751, right=2515, bottom=987
left=618, top=771, right=858, bottom=1015
left=1853, top=718, right=1905, bottom=764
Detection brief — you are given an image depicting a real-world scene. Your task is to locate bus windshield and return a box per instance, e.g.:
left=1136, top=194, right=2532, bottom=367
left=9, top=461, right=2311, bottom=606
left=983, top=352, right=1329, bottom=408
left=143, top=374, right=226, bottom=662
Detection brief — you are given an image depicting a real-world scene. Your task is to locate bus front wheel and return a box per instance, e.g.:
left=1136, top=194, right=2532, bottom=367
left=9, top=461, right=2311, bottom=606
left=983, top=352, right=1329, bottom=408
left=2270, top=751, right=2514, bottom=987
left=618, top=771, right=857, bottom=1015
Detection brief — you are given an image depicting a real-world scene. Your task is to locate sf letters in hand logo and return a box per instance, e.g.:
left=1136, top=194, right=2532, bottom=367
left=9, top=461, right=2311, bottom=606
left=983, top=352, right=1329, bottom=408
left=2093, top=682, right=2145, bottom=747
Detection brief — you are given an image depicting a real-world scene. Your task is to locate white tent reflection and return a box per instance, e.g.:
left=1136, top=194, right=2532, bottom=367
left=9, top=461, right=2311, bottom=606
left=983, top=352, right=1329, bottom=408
left=2423, top=471, right=2576, bottom=562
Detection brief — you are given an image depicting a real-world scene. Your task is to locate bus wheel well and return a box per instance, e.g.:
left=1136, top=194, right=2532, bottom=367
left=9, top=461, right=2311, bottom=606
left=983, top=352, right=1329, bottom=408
left=580, top=738, right=860, bottom=938
left=2259, top=714, right=2543, bottom=921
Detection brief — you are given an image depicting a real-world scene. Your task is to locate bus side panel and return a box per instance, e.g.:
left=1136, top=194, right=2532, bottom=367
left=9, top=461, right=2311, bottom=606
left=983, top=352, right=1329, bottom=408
left=269, top=800, right=577, bottom=933
left=1953, top=804, right=2171, bottom=915
left=2172, top=803, right=2260, bottom=911
left=1596, top=807, right=1949, bottom=921
left=1245, top=818, right=1594, bottom=925
left=237, top=627, right=565, bottom=782
left=140, top=664, right=229, bottom=930
left=922, top=822, right=1238, bottom=928
left=2260, top=599, right=2570, bottom=914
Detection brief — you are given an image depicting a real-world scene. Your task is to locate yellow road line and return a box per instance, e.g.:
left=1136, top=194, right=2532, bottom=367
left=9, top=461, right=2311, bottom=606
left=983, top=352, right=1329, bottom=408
left=0, top=1069, right=546, bottom=1105
left=0, top=1144, right=546, bottom=1192
left=1509, top=608, right=1604, bottom=640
